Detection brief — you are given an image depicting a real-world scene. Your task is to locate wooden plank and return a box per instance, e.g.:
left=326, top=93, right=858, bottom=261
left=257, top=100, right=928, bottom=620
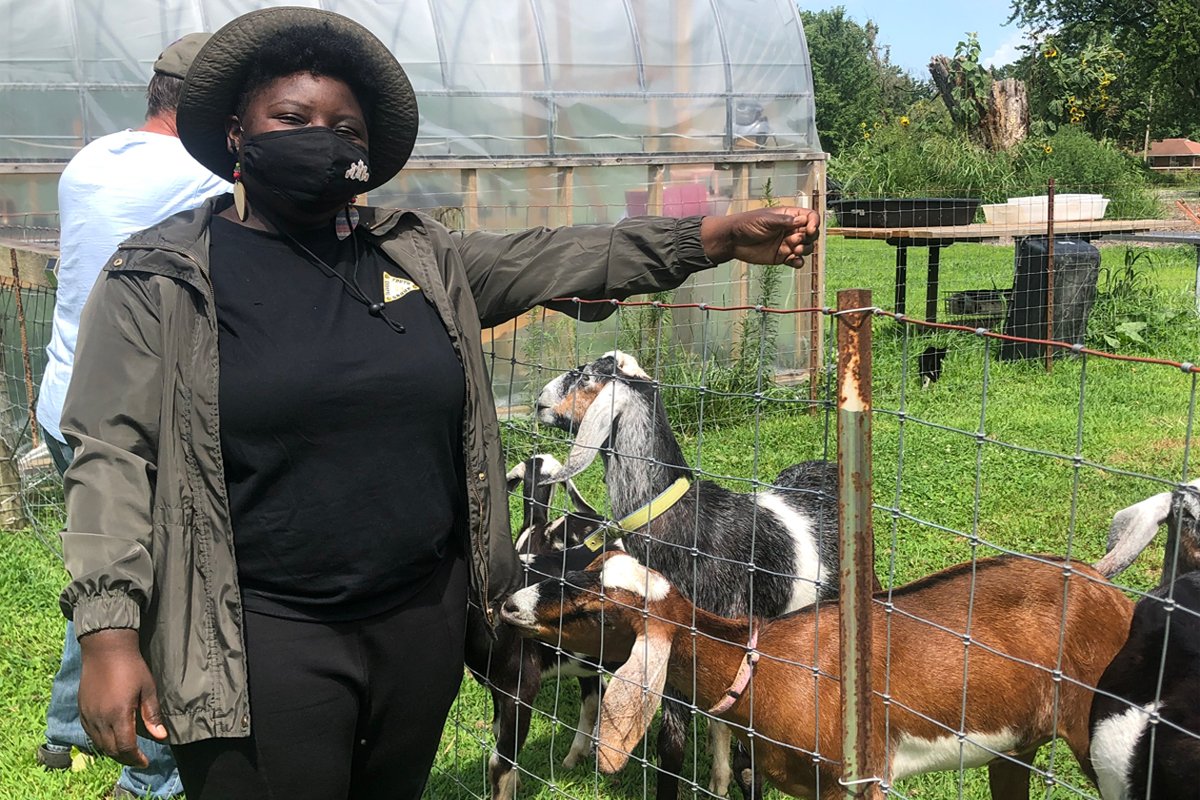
left=461, top=169, right=479, bottom=229
left=5, top=154, right=831, bottom=179
left=807, top=160, right=826, bottom=389
left=557, top=166, right=574, bottom=227
left=647, top=165, right=665, bottom=216
left=0, top=163, right=68, bottom=174
left=829, top=218, right=1176, bottom=242
left=1100, top=232, right=1200, bottom=246
left=480, top=308, right=561, bottom=343
left=0, top=274, right=45, bottom=292
left=405, top=152, right=824, bottom=169
left=734, top=164, right=751, bottom=309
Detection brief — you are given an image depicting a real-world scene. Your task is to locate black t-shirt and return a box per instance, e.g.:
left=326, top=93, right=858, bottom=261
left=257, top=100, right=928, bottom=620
left=209, top=215, right=466, bottom=621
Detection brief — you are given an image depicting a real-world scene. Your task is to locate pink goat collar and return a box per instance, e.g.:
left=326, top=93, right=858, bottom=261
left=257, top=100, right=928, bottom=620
left=707, top=623, right=760, bottom=715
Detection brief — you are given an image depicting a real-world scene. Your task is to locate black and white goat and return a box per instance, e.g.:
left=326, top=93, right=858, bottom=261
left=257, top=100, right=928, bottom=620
left=465, top=454, right=612, bottom=800
left=1090, top=480, right=1200, bottom=800
left=534, top=351, right=842, bottom=799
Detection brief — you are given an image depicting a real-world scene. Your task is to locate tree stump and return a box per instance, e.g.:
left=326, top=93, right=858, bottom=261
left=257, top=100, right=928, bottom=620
left=981, top=78, right=1030, bottom=152
left=930, top=57, right=1030, bottom=152
left=929, top=55, right=969, bottom=128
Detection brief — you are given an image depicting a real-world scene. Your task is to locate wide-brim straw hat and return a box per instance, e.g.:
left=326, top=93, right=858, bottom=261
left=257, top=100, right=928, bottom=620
left=176, top=6, right=417, bottom=192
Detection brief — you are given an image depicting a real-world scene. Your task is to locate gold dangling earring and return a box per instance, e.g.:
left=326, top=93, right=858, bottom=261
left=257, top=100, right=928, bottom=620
left=232, top=160, right=248, bottom=221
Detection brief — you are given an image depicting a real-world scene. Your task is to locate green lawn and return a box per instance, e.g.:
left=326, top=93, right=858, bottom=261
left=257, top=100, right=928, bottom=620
left=4, top=237, right=1199, bottom=799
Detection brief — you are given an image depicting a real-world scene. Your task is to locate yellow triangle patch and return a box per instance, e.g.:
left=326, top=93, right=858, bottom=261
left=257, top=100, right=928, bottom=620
left=383, top=272, right=419, bottom=303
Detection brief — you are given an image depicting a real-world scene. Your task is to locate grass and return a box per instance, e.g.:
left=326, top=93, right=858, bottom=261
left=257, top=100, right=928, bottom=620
left=4, top=237, right=1200, bottom=799
left=1, top=532, right=120, bottom=797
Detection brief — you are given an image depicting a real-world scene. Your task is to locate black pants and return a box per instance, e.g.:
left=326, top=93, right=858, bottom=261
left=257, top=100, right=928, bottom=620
left=173, top=555, right=467, bottom=800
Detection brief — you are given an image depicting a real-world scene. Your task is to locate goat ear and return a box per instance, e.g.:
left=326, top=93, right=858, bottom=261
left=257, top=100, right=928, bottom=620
left=595, top=620, right=672, bottom=774
left=524, top=457, right=552, bottom=528
left=539, top=382, right=625, bottom=484
left=505, top=461, right=526, bottom=494
left=563, top=477, right=601, bottom=518
left=1095, top=491, right=1173, bottom=577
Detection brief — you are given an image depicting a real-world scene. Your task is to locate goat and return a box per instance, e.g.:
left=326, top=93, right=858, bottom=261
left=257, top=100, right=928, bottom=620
left=918, top=346, right=948, bottom=388
left=464, top=454, right=611, bottom=800
left=1090, top=481, right=1200, bottom=799
left=534, top=350, right=842, bottom=799
left=500, top=551, right=1133, bottom=800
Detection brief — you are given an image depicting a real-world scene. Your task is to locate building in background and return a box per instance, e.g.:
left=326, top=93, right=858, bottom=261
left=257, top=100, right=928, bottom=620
left=1148, top=138, right=1200, bottom=170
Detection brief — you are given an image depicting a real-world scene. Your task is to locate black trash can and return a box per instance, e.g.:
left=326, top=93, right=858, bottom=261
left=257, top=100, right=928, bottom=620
left=1000, top=236, right=1101, bottom=361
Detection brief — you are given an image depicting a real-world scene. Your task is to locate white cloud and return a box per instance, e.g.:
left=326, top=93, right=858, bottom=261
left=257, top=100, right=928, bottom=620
left=983, top=29, right=1028, bottom=69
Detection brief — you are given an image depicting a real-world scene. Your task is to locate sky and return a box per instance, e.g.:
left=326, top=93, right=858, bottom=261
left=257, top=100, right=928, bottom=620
left=800, top=0, right=1032, bottom=77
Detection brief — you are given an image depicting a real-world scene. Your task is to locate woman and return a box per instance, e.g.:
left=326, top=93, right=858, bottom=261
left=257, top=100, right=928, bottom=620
left=60, top=8, right=819, bottom=799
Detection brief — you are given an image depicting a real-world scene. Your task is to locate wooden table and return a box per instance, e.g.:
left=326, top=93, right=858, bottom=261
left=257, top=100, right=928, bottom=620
left=829, top=219, right=1176, bottom=322
left=1099, top=231, right=1200, bottom=313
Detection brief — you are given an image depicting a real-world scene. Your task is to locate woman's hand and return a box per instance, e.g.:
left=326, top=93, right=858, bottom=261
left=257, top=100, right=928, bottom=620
left=700, top=207, right=821, bottom=267
left=78, top=628, right=168, bottom=767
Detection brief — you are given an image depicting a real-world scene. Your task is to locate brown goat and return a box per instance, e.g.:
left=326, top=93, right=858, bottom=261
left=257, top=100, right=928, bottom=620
left=501, top=552, right=1133, bottom=800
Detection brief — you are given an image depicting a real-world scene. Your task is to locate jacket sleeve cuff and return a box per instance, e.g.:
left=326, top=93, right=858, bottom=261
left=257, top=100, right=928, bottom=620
left=67, top=593, right=141, bottom=638
left=674, top=216, right=718, bottom=275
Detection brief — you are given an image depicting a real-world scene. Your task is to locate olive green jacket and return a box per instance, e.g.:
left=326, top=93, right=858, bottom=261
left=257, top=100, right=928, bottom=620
left=58, top=196, right=714, bottom=743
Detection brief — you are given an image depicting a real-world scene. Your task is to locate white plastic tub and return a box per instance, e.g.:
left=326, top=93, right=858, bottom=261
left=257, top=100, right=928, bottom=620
left=982, top=194, right=1109, bottom=225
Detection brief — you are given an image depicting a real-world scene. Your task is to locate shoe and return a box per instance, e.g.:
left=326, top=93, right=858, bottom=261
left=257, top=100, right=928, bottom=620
left=35, top=742, right=73, bottom=770
left=108, top=785, right=183, bottom=800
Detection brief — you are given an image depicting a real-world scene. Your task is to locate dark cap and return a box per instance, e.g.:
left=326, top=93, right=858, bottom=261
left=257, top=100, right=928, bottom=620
left=153, top=33, right=212, bottom=80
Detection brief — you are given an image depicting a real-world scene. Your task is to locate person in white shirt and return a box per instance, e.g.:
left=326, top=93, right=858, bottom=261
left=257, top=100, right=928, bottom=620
left=35, top=33, right=227, bottom=800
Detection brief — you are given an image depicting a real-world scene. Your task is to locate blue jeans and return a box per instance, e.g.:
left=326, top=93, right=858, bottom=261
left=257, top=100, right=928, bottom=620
left=43, top=431, right=182, bottom=797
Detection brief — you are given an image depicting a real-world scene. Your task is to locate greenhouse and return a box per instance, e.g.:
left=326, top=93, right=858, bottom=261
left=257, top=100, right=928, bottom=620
left=0, top=0, right=827, bottom=404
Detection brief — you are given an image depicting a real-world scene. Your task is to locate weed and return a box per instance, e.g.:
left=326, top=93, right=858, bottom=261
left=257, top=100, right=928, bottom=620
left=831, top=125, right=1161, bottom=219
left=1088, top=248, right=1190, bottom=351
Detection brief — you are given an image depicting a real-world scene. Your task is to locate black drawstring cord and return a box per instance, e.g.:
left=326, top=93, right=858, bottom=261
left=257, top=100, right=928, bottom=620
left=282, top=223, right=406, bottom=334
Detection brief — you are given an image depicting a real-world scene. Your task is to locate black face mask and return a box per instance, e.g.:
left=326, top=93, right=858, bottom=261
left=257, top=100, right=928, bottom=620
left=240, top=127, right=371, bottom=215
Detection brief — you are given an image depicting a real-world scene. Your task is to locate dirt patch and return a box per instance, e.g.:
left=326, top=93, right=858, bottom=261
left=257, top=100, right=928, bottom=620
left=1108, top=436, right=1190, bottom=467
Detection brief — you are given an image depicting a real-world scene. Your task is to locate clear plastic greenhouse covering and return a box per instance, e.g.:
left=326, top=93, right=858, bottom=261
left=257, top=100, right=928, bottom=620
left=0, top=0, right=821, bottom=163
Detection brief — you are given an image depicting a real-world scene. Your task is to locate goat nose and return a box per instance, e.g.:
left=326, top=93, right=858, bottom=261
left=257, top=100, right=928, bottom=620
left=502, top=597, right=520, bottom=615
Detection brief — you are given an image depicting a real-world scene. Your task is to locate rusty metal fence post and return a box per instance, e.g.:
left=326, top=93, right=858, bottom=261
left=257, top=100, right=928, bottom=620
left=836, top=289, right=883, bottom=799
left=1045, top=177, right=1056, bottom=373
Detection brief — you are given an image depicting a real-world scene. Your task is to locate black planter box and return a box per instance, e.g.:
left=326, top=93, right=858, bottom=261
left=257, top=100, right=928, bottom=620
left=829, top=197, right=981, bottom=228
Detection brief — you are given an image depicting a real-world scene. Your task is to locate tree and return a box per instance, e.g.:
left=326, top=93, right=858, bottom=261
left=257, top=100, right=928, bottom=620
left=1020, top=34, right=1128, bottom=137
left=800, top=7, right=925, bottom=154
left=1009, top=0, right=1200, bottom=142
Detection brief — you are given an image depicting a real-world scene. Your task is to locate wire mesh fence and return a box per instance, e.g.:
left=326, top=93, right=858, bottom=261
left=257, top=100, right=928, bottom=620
left=438, top=251, right=1200, bottom=799
left=0, top=243, right=62, bottom=557
left=3, top=173, right=1200, bottom=799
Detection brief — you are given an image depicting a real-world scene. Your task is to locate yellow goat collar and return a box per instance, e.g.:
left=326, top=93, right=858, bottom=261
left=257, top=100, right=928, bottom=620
left=583, top=477, right=692, bottom=552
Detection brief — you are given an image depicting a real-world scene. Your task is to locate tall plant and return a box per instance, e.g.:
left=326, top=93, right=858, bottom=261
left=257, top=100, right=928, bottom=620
left=734, top=180, right=786, bottom=381
left=652, top=180, right=799, bottom=433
